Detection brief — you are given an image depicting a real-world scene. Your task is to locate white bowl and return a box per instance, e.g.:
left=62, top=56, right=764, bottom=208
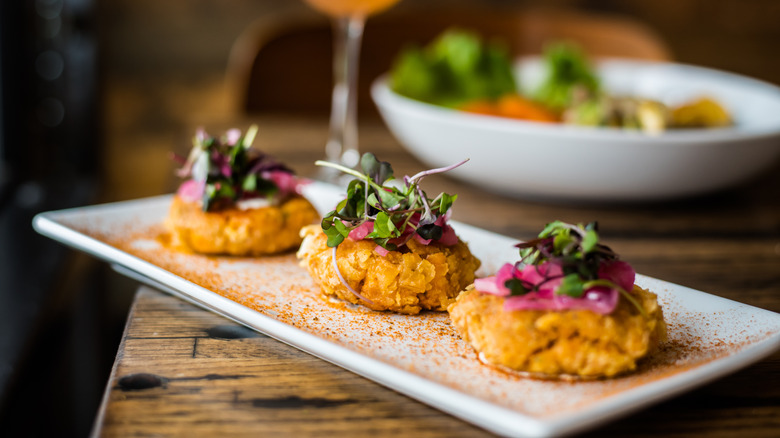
left=371, top=58, right=780, bottom=202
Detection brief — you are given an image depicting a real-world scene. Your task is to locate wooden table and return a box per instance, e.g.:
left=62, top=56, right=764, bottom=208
left=92, top=116, right=780, bottom=437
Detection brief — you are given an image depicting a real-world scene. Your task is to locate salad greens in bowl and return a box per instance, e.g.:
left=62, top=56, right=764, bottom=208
left=372, top=29, right=780, bottom=202
left=390, top=29, right=517, bottom=109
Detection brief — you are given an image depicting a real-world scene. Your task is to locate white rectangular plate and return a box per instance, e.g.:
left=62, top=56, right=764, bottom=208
left=33, top=182, right=780, bottom=437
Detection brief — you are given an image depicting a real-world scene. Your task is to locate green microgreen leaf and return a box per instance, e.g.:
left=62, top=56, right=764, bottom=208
left=371, top=238, right=397, bottom=252
left=553, top=231, right=574, bottom=254
left=321, top=215, right=335, bottom=231
left=242, top=173, right=257, bottom=192
left=200, top=182, right=236, bottom=212
left=556, top=273, right=586, bottom=298
left=324, top=225, right=346, bottom=247
left=331, top=199, right=348, bottom=218
left=437, top=193, right=457, bottom=215
left=582, top=230, right=598, bottom=253
left=539, top=220, right=568, bottom=238
left=229, top=142, right=243, bottom=166
left=333, top=220, right=349, bottom=237
left=504, top=278, right=530, bottom=296
left=216, top=183, right=236, bottom=199
left=521, top=221, right=611, bottom=272
left=315, top=153, right=468, bottom=251
left=254, top=178, right=279, bottom=198
left=369, top=211, right=398, bottom=238
left=337, top=180, right=364, bottom=220
left=367, top=192, right=381, bottom=209
left=375, top=187, right=405, bottom=209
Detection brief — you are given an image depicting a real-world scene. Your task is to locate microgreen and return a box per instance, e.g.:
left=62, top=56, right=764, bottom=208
left=516, top=221, right=615, bottom=286
left=504, top=278, right=530, bottom=296
left=316, top=153, right=467, bottom=251
left=173, top=125, right=295, bottom=212
left=510, top=221, right=645, bottom=315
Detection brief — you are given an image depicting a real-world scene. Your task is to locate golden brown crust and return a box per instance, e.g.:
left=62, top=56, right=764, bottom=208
left=166, top=195, right=319, bottom=256
left=296, top=225, right=481, bottom=314
left=447, top=285, right=667, bottom=379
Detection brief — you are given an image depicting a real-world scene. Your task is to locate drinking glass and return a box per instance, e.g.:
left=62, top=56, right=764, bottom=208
left=303, top=0, right=400, bottom=179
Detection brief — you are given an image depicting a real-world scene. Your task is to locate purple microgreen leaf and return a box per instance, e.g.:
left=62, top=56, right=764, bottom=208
left=416, top=223, right=442, bottom=241
left=415, top=184, right=434, bottom=224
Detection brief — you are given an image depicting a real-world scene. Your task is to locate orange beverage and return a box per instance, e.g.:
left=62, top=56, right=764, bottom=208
left=304, top=0, right=399, bottom=17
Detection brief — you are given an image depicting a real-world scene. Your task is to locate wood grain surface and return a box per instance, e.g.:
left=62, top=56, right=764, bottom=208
left=92, top=115, right=780, bottom=437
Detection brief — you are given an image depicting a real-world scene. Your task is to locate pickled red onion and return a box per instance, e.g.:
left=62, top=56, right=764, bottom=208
left=598, top=260, right=635, bottom=292
left=177, top=179, right=205, bottom=202
left=347, top=213, right=459, bottom=256
left=473, top=263, right=517, bottom=296
left=473, top=261, right=629, bottom=314
left=503, top=288, right=618, bottom=314
left=261, top=169, right=302, bottom=196
left=348, top=221, right=374, bottom=241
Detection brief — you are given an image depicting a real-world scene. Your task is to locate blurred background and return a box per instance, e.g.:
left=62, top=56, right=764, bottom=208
left=1, top=0, right=779, bottom=436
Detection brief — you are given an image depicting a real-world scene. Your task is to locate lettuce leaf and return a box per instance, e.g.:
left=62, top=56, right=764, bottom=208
left=389, top=28, right=517, bottom=107
left=534, top=43, right=600, bottom=111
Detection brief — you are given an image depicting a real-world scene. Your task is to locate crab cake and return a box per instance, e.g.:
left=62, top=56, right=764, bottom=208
left=297, top=224, right=480, bottom=314
left=167, top=125, right=317, bottom=256
left=298, top=152, right=479, bottom=314
left=448, top=285, right=666, bottom=379
left=168, top=194, right=318, bottom=256
left=448, top=220, right=667, bottom=379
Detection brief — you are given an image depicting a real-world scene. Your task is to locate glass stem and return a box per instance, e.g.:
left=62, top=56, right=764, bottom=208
left=326, top=15, right=365, bottom=170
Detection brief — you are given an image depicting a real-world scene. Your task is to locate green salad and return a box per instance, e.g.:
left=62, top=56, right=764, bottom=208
left=389, top=28, right=517, bottom=107
left=388, top=29, right=732, bottom=133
